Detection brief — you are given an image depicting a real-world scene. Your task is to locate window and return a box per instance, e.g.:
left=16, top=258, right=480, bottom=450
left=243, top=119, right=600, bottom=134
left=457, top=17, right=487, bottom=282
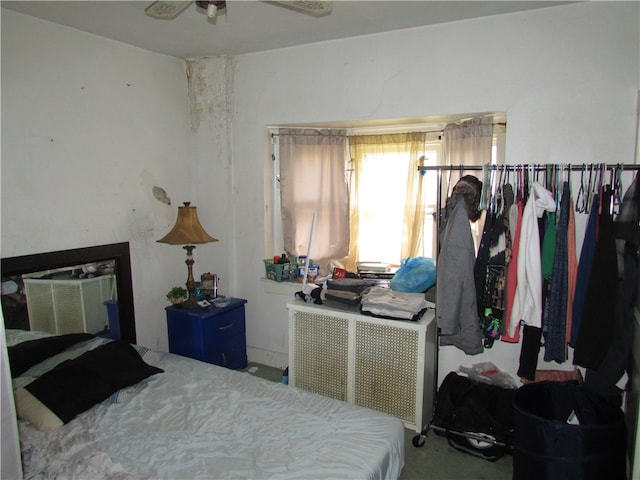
left=347, top=131, right=429, bottom=270
left=354, top=151, right=414, bottom=263
left=351, top=143, right=441, bottom=264
left=268, top=115, right=505, bottom=274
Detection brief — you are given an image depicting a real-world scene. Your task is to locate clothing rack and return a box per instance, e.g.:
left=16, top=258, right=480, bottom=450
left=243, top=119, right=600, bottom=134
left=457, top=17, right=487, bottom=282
left=413, top=162, right=640, bottom=450
left=418, top=163, right=640, bottom=172
left=419, top=163, right=640, bottom=223
left=420, top=162, right=640, bottom=296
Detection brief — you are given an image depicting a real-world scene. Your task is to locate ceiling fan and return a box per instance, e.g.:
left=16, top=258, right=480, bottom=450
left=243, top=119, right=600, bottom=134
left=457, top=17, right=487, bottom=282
left=145, top=1, right=333, bottom=22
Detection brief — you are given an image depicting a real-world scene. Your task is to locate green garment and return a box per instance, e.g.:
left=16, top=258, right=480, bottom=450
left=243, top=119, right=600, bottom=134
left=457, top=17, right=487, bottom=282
left=541, top=212, right=556, bottom=280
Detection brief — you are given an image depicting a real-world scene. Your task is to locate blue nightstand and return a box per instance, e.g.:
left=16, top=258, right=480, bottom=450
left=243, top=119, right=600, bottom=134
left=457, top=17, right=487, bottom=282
left=166, top=298, right=248, bottom=370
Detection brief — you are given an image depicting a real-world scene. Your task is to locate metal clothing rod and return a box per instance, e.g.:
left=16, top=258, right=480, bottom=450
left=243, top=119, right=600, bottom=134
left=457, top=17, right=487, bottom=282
left=419, top=163, right=640, bottom=172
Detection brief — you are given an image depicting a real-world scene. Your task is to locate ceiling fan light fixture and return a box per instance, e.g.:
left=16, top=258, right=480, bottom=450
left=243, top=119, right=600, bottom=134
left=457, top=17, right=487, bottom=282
left=196, top=0, right=227, bottom=24
left=195, top=1, right=226, bottom=20
left=207, top=3, right=217, bottom=18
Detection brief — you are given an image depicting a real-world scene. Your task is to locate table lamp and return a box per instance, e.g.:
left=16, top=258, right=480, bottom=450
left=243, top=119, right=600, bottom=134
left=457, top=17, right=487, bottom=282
left=157, top=202, right=218, bottom=308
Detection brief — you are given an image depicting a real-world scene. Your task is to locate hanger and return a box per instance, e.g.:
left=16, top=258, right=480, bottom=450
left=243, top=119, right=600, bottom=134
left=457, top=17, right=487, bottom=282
left=575, top=164, right=587, bottom=213
left=523, top=165, right=529, bottom=201
left=562, top=164, right=571, bottom=201
left=479, top=164, right=489, bottom=211
left=597, top=163, right=606, bottom=215
left=585, top=164, right=596, bottom=214
left=490, top=167, right=499, bottom=215
left=495, top=164, right=508, bottom=215
left=612, top=164, right=623, bottom=215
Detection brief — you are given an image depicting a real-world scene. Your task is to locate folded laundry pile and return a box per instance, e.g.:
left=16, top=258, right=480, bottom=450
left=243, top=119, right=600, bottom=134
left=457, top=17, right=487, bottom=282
left=361, top=286, right=432, bottom=321
left=324, top=278, right=381, bottom=307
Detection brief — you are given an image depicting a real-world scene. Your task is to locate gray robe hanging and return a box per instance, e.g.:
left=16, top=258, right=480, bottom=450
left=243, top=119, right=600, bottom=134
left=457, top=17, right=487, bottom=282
left=436, top=194, right=484, bottom=355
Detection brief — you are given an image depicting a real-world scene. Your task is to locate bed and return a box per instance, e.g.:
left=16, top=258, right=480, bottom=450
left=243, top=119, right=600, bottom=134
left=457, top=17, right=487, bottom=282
left=1, top=242, right=405, bottom=479
left=5, top=328, right=406, bottom=480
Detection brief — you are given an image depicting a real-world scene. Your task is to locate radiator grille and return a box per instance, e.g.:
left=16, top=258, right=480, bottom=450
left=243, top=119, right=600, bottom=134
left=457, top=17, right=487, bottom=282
left=355, top=321, right=418, bottom=423
left=23, top=282, right=56, bottom=333
left=292, top=311, right=349, bottom=401
left=53, top=284, right=85, bottom=333
left=24, top=276, right=114, bottom=335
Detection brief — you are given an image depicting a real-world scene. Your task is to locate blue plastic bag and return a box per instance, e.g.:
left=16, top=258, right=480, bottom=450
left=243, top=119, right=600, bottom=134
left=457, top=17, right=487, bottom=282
left=391, top=257, right=436, bottom=293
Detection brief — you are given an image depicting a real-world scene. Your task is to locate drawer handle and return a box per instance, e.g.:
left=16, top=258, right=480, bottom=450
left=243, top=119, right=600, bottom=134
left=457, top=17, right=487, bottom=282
left=219, top=323, right=233, bottom=330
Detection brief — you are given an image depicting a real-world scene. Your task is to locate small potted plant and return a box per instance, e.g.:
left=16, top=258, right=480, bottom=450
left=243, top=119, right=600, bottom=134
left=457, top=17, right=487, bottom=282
left=166, top=286, right=187, bottom=305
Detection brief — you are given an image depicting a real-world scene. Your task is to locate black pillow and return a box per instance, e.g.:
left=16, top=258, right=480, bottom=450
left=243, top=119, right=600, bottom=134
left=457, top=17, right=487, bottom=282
left=23, top=340, right=163, bottom=424
left=8, top=333, right=96, bottom=378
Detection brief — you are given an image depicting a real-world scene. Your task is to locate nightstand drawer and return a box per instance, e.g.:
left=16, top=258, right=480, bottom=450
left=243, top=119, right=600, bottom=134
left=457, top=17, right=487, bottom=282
left=203, top=308, right=245, bottom=342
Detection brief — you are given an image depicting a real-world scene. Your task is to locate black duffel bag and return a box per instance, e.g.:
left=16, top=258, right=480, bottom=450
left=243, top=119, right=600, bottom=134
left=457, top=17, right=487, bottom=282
left=430, top=371, right=516, bottom=461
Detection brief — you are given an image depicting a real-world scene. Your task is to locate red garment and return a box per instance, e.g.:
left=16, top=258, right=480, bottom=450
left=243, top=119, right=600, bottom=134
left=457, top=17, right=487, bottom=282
left=502, top=200, right=523, bottom=343
left=566, top=197, right=578, bottom=349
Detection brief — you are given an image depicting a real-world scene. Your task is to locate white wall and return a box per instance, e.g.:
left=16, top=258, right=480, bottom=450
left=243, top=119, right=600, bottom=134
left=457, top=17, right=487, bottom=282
left=1, top=9, right=195, bottom=352
left=222, top=1, right=640, bottom=380
left=2, top=2, right=639, bottom=384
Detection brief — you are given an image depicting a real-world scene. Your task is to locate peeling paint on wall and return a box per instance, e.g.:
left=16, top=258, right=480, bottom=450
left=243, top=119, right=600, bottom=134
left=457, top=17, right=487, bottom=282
left=185, top=56, right=235, bottom=133
left=152, top=186, right=171, bottom=205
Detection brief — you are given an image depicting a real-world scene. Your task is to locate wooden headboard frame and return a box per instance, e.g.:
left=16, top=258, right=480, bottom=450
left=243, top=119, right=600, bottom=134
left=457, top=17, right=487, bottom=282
left=1, top=242, right=136, bottom=344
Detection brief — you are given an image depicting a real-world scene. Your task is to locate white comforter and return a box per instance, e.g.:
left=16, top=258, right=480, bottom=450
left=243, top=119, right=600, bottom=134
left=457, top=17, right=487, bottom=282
left=17, top=348, right=405, bottom=480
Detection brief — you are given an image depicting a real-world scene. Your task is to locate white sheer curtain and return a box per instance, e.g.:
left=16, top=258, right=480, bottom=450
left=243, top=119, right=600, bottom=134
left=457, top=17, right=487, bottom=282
left=441, top=116, right=494, bottom=188
left=440, top=116, right=495, bottom=247
left=442, top=116, right=494, bottom=163
left=278, top=129, right=349, bottom=268
left=347, top=132, right=427, bottom=270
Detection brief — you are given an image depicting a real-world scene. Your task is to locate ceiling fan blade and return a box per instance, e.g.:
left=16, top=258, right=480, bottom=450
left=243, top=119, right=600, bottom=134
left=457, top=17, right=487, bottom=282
left=145, top=1, right=193, bottom=20
left=268, top=1, right=332, bottom=17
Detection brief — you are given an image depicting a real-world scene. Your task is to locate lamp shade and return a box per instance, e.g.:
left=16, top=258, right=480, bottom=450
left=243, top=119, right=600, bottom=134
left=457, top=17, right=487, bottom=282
left=157, top=202, right=218, bottom=245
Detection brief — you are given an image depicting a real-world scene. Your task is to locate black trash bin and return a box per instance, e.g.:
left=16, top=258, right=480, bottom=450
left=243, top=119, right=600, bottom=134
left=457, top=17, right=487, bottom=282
left=512, top=381, right=626, bottom=480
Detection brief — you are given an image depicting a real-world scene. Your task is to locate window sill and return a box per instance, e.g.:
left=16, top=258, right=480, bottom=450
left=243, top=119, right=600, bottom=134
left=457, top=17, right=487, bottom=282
left=260, top=278, right=302, bottom=296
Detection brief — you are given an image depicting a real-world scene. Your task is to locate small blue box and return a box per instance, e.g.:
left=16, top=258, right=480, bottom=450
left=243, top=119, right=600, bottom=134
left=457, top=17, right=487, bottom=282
left=104, top=300, right=121, bottom=340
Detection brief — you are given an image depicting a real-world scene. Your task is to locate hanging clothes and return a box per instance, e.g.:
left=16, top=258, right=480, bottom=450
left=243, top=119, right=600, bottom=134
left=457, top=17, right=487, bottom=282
left=518, top=211, right=550, bottom=381
left=543, top=181, right=570, bottom=363
left=476, top=184, right=511, bottom=347
left=517, top=326, right=543, bottom=381
left=539, top=209, right=556, bottom=358
left=565, top=196, right=578, bottom=346
left=570, top=192, right=600, bottom=347
left=510, top=183, right=557, bottom=331
left=583, top=173, right=640, bottom=395
left=511, top=182, right=555, bottom=382
left=474, top=207, right=494, bottom=319
left=574, top=186, right=618, bottom=371
left=497, top=183, right=515, bottom=338
left=540, top=212, right=557, bottom=282
left=472, top=168, right=495, bottom=316
left=436, top=193, right=484, bottom=355
left=502, top=198, right=523, bottom=343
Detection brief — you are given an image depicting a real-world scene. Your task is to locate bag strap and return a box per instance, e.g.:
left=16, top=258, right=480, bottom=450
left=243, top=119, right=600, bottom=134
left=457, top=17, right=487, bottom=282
left=442, top=416, right=507, bottom=462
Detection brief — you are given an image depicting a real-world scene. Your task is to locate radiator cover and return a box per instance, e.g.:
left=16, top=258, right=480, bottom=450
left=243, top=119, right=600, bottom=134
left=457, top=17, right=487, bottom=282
left=288, top=301, right=436, bottom=432
left=24, top=275, right=115, bottom=335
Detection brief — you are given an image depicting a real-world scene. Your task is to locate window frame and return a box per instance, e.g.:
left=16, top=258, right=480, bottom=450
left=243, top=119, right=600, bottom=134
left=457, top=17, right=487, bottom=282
left=265, top=114, right=505, bottom=270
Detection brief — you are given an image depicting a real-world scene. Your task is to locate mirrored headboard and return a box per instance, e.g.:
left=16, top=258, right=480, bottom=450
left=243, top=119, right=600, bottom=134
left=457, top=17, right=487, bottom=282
left=1, top=242, right=136, bottom=344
